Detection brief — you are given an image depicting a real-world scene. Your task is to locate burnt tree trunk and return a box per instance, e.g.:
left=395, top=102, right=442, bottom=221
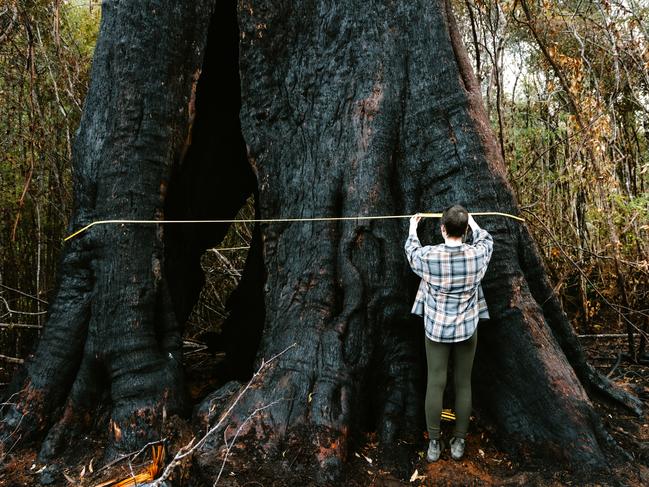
left=0, top=0, right=256, bottom=459
left=196, top=0, right=642, bottom=479
left=1, top=0, right=641, bottom=484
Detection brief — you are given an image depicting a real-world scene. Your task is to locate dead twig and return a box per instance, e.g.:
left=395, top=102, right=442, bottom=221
left=150, top=342, right=297, bottom=487
left=523, top=209, right=649, bottom=342
left=0, top=322, right=42, bottom=329
left=578, top=333, right=630, bottom=338
left=0, top=296, right=48, bottom=317
left=0, top=354, right=24, bottom=364
left=607, top=352, right=623, bottom=378
left=0, top=389, right=27, bottom=459
left=95, top=439, right=167, bottom=475
left=0, top=283, right=48, bottom=304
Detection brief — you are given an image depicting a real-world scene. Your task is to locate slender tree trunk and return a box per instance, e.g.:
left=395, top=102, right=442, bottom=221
left=1, top=0, right=641, bottom=484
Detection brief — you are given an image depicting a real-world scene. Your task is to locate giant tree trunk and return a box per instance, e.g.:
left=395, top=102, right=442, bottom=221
left=1, top=0, right=640, bottom=484
left=196, top=0, right=642, bottom=479
left=0, top=0, right=255, bottom=458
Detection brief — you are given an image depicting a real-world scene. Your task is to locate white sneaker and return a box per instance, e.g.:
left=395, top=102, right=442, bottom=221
left=449, top=437, right=465, bottom=460
left=426, top=439, right=442, bottom=462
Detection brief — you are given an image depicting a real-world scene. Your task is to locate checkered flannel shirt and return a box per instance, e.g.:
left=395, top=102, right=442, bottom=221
left=405, top=226, right=493, bottom=343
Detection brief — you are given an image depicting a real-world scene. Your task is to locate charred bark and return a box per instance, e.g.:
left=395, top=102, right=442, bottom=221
left=0, top=0, right=256, bottom=462
left=195, top=0, right=640, bottom=481
left=1, top=0, right=641, bottom=484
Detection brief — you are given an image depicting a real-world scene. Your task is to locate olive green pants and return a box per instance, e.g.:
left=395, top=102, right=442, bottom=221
left=424, top=328, right=478, bottom=440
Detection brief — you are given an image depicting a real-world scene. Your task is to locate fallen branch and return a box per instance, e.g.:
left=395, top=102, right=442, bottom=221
left=0, top=354, right=24, bottom=364
left=150, top=342, right=297, bottom=487
left=0, top=322, right=42, bottom=329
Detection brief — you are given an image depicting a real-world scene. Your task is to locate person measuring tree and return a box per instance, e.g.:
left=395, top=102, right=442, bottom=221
left=405, top=205, right=493, bottom=462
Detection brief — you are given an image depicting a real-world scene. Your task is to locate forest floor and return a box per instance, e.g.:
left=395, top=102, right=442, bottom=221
left=0, top=335, right=647, bottom=486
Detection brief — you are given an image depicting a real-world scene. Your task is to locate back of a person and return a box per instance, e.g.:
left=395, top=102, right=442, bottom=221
left=405, top=205, right=493, bottom=463
left=418, top=241, right=490, bottom=294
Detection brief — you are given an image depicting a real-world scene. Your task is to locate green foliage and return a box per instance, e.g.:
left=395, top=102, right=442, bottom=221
left=61, top=1, right=102, bottom=59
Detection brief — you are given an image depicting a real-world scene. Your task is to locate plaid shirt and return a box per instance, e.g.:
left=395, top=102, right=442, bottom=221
left=405, top=227, right=493, bottom=343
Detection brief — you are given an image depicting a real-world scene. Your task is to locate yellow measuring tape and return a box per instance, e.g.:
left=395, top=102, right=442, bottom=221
left=63, top=212, right=524, bottom=242
left=441, top=409, right=456, bottom=421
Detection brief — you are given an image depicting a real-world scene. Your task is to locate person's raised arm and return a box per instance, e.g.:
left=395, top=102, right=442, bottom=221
left=467, top=213, right=480, bottom=233
left=468, top=214, right=494, bottom=265
left=404, top=214, right=427, bottom=279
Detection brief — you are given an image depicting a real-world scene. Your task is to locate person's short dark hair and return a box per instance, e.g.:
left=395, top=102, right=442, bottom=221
left=441, top=205, right=469, bottom=237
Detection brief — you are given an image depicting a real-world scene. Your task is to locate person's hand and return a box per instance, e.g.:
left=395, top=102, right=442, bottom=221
left=409, top=214, right=422, bottom=234
left=467, top=213, right=479, bottom=230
